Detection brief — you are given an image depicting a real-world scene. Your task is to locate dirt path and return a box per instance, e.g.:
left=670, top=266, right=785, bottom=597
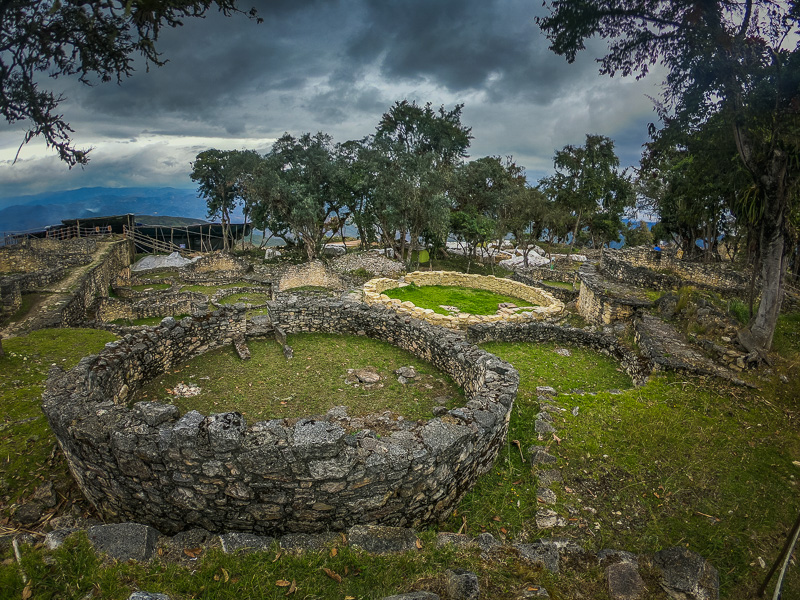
left=1, top=241, right=116, bottom=339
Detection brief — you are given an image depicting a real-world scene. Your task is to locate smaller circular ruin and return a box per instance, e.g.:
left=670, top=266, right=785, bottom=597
left=363, top=271, right=563, bottom=329
left=42, top=301, right=518, bottom=535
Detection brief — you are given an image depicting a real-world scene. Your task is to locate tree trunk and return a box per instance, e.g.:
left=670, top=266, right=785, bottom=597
left=569, top=209, right=582, bottom=251
left=749, top=163, right=789, bottom=351
left=750, top=208, right=786, bottom=350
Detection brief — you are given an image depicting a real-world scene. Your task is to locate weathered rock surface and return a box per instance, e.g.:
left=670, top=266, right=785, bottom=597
left=445, top=568, right=480, bottom=600
left=87, top=523, right=159, bottom=561
left=348, top=525, right=418, bottom=555
left=654, top=547, right=719, bottom=600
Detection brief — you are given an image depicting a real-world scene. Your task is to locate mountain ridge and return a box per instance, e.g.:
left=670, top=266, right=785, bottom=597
left=0, top=187, right=244, bottom=233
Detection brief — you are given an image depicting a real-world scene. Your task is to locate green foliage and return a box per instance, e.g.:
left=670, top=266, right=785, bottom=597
left=2, top=0, right=255, bottom=165
left=728, top=298, right=751, bottom=325
left=191, top=149, right=261, bottom=251
left=541, top=134, right=633, bottom=249
left=369, top=100, right=473, bottom=257
left=622, top=220, right=654, bottom=249
left=384, top=284, right=536, bottom=316
left=251, top=132, right=343, bottom=261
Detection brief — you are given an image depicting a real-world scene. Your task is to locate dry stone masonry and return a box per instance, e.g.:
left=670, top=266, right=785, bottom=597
left=42, top=301, right=518, bottom=535
left=364, top=271, right=563, bottom=329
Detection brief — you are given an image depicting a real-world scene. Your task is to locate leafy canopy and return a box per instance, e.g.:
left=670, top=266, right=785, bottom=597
left=1, top=0, right=258, bottom=166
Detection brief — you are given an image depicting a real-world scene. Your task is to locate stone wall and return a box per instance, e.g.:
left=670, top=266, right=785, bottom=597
left=600, top=248, right=748, bottom=293
left=42, top=301, right=518, bottom=536
left=0, top=237, right=96, bottom=274
left=277, top=260, right=348, bottom=292
left=364, top=271, right=563, bottom=329
left=96, top=292, right=208, bottom=323
left=187, top=252, right=254, bottom=277
left=514, top=266, right=579, bottom=286
left=577, top=263, right=654, bottom=325
left=60, top=240, right=132, bottom=325
left=467, top=321, right=650, bottom=387
left=511, top=271, right=580, bottom=303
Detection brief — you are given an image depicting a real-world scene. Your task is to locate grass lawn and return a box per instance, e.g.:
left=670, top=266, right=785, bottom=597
left=134, top=333, right=465, bottom=423
left=384, top=284, right=536, bottom=315
left=1, top=313, right=799, bottom=599
left=0, top=329, right=118, bottom=506
left=442, top=328, right=800, bottom=599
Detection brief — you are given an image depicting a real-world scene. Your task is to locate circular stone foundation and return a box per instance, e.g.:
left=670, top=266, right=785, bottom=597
left=42, top=301, right=518, bottom=535
left=363, top=271, right=563, bottom=329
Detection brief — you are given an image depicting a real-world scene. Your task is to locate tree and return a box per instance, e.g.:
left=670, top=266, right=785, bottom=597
left=537, top=0, right=800, bottom=351
left=450, top=156, right=524, bottom=271
left=641, top=109, right=753, bottom=261
left=190, top=149, right=258, bottom=251
left=541, top=134, right=633, bottom=250
left=622, top=220, right=654, bottom=249
left=255, top=132, right=342, bottom=261
left=373, top=101, right=472, bottom=260
left=2, top=0, right=258, bottom=166
left=499, top=185, right=549, bottom=268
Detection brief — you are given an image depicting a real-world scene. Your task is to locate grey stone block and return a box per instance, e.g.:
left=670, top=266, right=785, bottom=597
left=445, top=568, right=479, bottom=600
left=382, top=592, right=440, bottom=600
left=606, top=561, right=646, bottom=600
left=654, top=547, right=719, bottom=600
left=348, top=525, right=418, bottom=554
left=219, top=532, right=275, bottom=554
left=515, top=542, right=560, bottom=573
left=279, top=532, right=340, bottom=553
left=44, top=528, right=77, bottom=550
left=87, top=522, right=159, bottom=561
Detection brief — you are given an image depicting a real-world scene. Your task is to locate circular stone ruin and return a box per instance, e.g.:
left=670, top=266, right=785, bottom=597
left=42, top=301, right=518, bottom=535
left=363, top=271, right=563, bottom=329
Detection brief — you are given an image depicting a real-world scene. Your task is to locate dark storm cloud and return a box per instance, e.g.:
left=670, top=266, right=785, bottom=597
left=345, top=0, right=598, bottom=102
left=1, top=0, right=663, bottom=196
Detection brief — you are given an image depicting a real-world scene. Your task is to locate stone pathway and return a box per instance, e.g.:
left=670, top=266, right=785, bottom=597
left=1, top=241, right=117, bottom=339
left=635, top=314, right=747, bottom=386
left=32, top=521, right=718, bottom=600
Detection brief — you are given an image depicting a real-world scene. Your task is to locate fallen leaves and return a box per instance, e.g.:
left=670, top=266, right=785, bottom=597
left=183, top=547, right=202, bottom=559
left=323, top=567, right=342, bottom=583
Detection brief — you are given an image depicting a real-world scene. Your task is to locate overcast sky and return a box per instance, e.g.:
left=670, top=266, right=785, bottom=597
left=0, top=0, right=664, bottom=200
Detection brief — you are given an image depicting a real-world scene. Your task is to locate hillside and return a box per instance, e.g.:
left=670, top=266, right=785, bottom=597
left=0, top=187, right=243, bottom=233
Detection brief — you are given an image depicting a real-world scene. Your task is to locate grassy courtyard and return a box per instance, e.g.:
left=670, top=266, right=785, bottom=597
left=135, top=333, right=464, bottom=423
left=383, top=283, right=536, bottom=315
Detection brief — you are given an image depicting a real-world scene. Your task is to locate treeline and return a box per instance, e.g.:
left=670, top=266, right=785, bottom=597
left=191, top=101, right=645, bottom=261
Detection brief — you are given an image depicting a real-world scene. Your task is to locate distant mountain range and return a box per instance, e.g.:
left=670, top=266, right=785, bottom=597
left=0, top=187, right=245, bottom=233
